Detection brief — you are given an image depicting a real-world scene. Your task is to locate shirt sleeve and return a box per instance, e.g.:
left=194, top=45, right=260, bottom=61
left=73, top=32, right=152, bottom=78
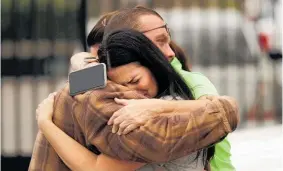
left=74, top=87, right=239, bottom=163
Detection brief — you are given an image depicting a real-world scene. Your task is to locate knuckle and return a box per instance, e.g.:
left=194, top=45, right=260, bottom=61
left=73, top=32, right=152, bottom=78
left=119, top=123, right=126, bottom=128
left=112, top=112, right=117, bottom=117
left=112, top=112, right=119, bottom=117
left=113, top=119, right=120, bottom=125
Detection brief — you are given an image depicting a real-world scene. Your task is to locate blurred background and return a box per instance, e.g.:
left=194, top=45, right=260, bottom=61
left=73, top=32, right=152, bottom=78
left=1, top=0, right=282, bottom=170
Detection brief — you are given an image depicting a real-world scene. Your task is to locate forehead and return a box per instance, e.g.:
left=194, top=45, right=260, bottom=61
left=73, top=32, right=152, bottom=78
left=138, top=15, right=169, bottom=41
left=138, top=15, right=165, bottom=31
left=107, top=63, right=140, bottom=82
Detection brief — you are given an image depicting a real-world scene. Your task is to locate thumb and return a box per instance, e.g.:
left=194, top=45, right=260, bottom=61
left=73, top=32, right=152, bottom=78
left=114, top=98, right=131, bottom=106
left=48, top=92, right=57, bottom=100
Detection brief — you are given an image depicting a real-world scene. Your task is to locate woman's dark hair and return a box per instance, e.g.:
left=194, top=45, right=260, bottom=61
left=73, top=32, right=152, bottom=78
left=98, top=29, right=216, bottom=168
left=98, top=29, right=194, bottom=100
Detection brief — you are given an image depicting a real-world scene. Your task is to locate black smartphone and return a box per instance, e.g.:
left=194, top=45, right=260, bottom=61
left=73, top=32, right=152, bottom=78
left=69, top=63, right=107, bottom=96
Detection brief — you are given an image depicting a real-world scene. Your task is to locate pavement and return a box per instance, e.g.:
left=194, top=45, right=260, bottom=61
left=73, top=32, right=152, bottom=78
left=228, top=124, right=283, bottom=171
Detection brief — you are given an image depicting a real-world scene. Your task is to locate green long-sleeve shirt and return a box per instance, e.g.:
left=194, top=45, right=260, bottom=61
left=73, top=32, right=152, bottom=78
left=171, top=58, right=236, bottom=171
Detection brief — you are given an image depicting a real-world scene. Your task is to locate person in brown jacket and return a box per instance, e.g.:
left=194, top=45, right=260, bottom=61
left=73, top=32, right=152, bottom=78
left=29, top=7, right=239, bottom=171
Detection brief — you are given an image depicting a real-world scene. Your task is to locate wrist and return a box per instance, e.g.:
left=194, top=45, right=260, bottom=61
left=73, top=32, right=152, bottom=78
left=153, top=99, right=175, bottom=114
left=38, top=119, right=53, bottom=131
left=161, top=99, right=209, bottom=115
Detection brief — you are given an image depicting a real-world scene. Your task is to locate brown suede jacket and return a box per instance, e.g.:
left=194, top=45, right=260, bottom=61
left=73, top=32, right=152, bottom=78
left=29, top=81, right=239, bottom=171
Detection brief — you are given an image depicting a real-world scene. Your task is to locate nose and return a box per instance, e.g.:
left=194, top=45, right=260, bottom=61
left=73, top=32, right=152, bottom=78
left=163, top=44, right=175, bottom=60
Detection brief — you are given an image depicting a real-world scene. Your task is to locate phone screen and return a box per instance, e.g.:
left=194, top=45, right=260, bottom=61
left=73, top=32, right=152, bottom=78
left=69, top=63, right=106, bottom=96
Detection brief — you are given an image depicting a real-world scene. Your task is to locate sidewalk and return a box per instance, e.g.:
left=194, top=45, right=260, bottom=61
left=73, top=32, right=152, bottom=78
left=228, top=125, right=283, bottom=171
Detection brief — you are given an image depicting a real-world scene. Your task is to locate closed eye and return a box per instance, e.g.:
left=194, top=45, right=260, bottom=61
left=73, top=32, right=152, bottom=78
left=129, top=80, right=139, bottom=84
left=155, top=33, right=170, bottom=45
left=128, top=77, right=140, bottom=84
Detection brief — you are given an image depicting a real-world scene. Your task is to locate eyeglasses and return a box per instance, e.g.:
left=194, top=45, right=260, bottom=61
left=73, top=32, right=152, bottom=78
left=141, top=24, right=171, bottom=37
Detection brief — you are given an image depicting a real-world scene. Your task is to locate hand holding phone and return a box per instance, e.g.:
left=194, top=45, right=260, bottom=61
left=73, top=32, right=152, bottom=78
left=69, top=63, right=107, bottom=96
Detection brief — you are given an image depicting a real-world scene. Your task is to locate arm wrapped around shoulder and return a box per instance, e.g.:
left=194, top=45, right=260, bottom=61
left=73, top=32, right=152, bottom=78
left=77, top=83, right=239, bottom=163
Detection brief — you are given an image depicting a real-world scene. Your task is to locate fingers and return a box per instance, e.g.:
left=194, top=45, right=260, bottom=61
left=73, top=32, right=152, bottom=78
left=50, top=92, right=57, bottom=97
left=111, top=112, right=127, bottom=133
left=114, top=121, right=139, bottom=135
left=83, top=62, right=99, bottom=69
left=108, top=98, right=134, bottom=125
left=108, top=110, right=120, bottom=125
left=38, top=92, right=55, bottom=108
left=108, top=106, right=126, bottom=125
left=48, top=92, right=57, bottom=100
left=108, top=107, right=129, bottom=125
left=122, top=124, right=139, bottom=135
left=114, top=98, right=131, bottom=106
left=113, top=114, right=126, bottom=126
left=43, top=92, right=56, bottom=105
left=110, top=113, right=140, bottom=135
left=84, top=58, right=98, bottom=63
left=117, top=121, right=128, bottom=135
left=112, top=124, right=119, bottom=134
left=36, top=92, right=56, bottom=114
left=36, top=108, right=40, bottom=120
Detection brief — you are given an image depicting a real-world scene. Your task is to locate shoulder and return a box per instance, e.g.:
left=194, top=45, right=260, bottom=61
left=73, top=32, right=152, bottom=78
left=177, top=71, right=218, bottom=98
left=186, top=72, right=216, bottom=88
